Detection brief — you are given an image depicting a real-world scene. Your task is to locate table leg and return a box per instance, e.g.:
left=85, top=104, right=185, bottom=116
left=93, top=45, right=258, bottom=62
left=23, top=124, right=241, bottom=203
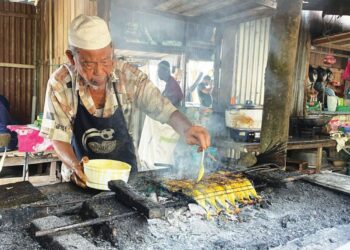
left=23, top=152, right=29, bottom=181
left=316, top=147, right=323, bottom=173
left=49, top=161, right=57, bottom=182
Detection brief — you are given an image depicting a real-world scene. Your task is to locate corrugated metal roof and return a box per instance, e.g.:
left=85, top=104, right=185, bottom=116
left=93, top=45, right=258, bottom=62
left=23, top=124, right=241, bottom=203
left=114, top=0, right=277, bottom=25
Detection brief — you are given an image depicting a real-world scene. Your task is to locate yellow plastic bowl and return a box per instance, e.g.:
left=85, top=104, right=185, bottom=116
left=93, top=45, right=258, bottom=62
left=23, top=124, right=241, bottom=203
left=84, top=159, right=131, bottom=190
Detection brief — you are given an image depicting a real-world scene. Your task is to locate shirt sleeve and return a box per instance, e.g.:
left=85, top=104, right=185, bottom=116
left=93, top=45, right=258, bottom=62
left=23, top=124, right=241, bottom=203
left=163, top=78, right=184, bottom=106
left=117, top=61, right=177, bottom=123
left=0, top=104, right=10, bottom=132
left=40, top=66, right=75, bottom=143
left=197, top=82, right=206, bottom=91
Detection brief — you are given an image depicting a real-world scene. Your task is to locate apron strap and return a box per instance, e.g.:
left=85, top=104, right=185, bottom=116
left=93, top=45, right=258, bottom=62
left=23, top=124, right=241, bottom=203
left=112, top=81, right=122, bottom=108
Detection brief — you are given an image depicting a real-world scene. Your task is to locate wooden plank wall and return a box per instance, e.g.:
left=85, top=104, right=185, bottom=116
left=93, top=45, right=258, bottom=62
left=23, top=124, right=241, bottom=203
left=52, top=0, right=97, bottom=66
left=310, top=48, right=348, bottom=72
left=0, top=2, right=36, bottom=124
left=37, top=0, right=97, bottom=111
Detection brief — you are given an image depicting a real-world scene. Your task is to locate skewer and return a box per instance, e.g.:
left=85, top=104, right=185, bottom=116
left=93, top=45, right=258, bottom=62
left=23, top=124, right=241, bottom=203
left=35, top=211, right=137, bottom=237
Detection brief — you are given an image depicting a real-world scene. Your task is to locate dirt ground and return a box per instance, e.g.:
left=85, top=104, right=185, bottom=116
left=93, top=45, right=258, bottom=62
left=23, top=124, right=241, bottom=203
left=0, top=181, right=350, bottom=250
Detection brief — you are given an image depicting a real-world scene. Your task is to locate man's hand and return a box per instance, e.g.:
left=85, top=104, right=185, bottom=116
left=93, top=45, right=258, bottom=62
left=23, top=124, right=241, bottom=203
left=184, top=125, right=211, bottom=150
left=52, top=140, right=88, bottom=189
left=70, top=162, right=87, bottom=188
left=168, top=111, right=211, bottom=150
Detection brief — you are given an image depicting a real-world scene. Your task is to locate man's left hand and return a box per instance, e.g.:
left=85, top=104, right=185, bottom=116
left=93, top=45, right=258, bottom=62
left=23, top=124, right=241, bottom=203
left=184, top=125, right=211, bottom=150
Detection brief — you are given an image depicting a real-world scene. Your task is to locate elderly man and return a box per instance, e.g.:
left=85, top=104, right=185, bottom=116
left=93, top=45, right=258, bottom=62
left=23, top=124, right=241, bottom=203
left=40, top=15, right=210, bottom=188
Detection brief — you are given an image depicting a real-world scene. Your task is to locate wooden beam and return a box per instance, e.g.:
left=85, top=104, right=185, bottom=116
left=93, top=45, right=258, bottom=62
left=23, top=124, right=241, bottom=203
left=303, top=173, right=350, bottom=196
left=310, top=50, right=350, bottom=59
left=254, top=0, right=277, bottom=9
left=180, top=0, right=240, bottom=17
left=260, top=0, right=303, bottom=166
left=114, top=0, right=167, bottom=11
left=0, top=11, right=37, bottom=19
left=0, top=62, right=35, bottom=69
left=192, top=0, right=275, bottom=25
left=169, top=0, right=213, bottom=15
left=212, top=27, right=223, bottom=110
left=116, top=41, right=184, bottom=55
left=216, top=26, right=237, bottom=111
left=313, top=32, right=350, bottom=46
left=108, top=180, right=165, bottom=219
left=221, top=8, right=275, bottom=26
left=161, top=0, right=276, bottom=17
left=215, top=6, right=270, bottom=23
left=287, top=139, right=336, bottom=150
left=155, top=0, right=188, bottom=12
left=314, top=43, right=350, bottom=52
left=34, top=211, right=137, bottom=237
left=196, top=1, right=258, bottom=21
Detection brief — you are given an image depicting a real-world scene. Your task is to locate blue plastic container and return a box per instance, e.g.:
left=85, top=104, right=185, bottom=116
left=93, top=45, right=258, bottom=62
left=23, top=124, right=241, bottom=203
left=340, top=126, right=350, bottom=134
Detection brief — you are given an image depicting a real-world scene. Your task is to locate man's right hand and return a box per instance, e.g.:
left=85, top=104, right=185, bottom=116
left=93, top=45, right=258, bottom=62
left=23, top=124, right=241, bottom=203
left=52, top=140, right=88, bottom=189
left=70, top=162, right=87, bottom=188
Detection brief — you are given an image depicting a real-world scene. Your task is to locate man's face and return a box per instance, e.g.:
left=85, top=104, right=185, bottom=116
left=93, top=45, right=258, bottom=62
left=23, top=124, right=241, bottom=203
left=158, top=65, right=170, bottom=81
left=67, top=45, right=114, bottom=87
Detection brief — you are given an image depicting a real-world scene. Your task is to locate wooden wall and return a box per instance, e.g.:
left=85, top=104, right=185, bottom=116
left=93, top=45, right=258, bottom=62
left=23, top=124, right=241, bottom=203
left=0, top=2, right=37, bottom=124
left=37, top=0, right=97, bottom=112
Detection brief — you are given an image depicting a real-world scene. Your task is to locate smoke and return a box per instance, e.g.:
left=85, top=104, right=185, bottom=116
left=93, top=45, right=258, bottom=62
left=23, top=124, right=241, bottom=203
left=165, top=111, right=227, bottom=180
left=108, top=1, right=223, bottom=180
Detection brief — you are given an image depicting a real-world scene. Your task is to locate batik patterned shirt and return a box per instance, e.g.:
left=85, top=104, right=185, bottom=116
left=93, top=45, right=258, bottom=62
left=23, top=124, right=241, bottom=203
left=40, top=60, right=177, bottom=143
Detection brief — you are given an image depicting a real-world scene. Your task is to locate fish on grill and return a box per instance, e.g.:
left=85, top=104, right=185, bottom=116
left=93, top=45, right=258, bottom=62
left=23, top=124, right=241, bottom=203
left=163, top=171, right=260, bottom=218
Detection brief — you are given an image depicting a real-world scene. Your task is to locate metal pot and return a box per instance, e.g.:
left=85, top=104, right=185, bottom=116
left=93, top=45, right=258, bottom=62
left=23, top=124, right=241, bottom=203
left=225, top=101, right=263, bottom=130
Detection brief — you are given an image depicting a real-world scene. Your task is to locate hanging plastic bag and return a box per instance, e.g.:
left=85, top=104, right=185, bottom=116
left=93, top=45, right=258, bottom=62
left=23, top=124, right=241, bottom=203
left=138, top=116, right=179, bottom=171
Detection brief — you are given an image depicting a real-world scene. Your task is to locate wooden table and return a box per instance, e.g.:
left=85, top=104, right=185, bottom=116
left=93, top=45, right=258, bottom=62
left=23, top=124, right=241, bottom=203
left=0, top=150, right=60, bottom=185
left=214, top=137, right=337, bottom=172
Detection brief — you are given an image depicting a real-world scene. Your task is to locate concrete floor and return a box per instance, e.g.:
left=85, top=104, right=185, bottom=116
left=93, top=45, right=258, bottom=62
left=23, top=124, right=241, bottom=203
left=0, top=180, right=350, bottom=250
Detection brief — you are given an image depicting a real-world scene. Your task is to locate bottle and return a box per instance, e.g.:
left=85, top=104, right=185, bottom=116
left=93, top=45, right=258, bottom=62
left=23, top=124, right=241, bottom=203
left=347, top=87, right=350, bottom=99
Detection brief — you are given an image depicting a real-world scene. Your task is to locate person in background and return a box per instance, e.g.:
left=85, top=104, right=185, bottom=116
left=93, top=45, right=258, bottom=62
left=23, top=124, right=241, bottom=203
left=197, top=75, right=213, bottom=107
left=157, top=60, right=183, bottom=107
left=0, top=95, right=17, bottom=151
left=40, top=15, right=210, bottom=188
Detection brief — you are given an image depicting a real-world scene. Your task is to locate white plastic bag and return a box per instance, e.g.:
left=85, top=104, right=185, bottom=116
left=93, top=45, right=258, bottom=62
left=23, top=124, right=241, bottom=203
left=138, top=116, right=179, bottom=171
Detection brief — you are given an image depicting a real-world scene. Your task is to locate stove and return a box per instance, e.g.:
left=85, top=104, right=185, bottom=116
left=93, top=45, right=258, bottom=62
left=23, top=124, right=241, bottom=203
left=229, top=128, right=261, bottom=142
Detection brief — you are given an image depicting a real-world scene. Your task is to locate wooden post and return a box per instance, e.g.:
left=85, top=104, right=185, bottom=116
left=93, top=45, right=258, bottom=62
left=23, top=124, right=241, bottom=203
left=260, top=0, right=303, bottom=166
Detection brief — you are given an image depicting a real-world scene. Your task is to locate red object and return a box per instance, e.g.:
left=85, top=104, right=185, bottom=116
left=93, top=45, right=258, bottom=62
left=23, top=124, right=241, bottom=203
left=7, top=125, right=53, bottom=152
left=342, top=61, right=350, bottom=81
left=323, top=54, right=336, bottom=65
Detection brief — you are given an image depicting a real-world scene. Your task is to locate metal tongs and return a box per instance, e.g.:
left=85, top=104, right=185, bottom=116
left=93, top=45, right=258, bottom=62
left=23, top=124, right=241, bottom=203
left=196, top=149, right=205, bottom=183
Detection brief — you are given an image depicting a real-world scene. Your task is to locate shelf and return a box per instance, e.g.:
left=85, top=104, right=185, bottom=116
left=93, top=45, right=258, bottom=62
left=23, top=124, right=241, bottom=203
left=308, top=111, right=350, bottom=115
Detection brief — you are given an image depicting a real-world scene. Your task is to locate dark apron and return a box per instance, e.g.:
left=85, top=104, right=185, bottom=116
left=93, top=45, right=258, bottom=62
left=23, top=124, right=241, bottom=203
left=72, top=83, right=137, bottom=172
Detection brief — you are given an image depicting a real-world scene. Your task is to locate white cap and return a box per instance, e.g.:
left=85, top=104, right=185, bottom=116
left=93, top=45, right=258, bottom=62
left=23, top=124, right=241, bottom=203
left=68, top=15, right=111, bottom=50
